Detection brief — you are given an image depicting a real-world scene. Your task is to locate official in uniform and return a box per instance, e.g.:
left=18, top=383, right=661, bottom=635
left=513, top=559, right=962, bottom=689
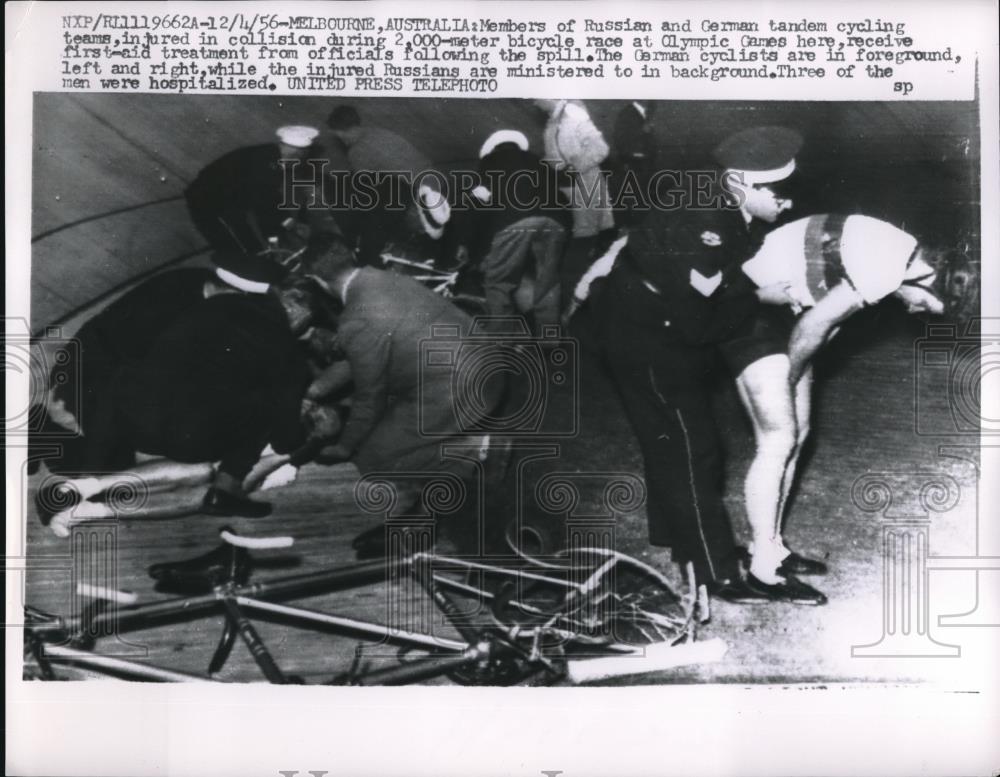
left=593, top=126, right=827, bottom=605
left=184, top=125, right=322, bottom=267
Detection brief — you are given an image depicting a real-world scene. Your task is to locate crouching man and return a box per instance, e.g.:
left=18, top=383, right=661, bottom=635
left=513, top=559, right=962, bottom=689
left=304, top=237, right=507, bottom=557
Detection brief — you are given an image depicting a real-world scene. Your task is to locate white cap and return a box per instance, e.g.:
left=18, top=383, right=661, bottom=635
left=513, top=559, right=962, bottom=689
left=416, top=184, right=451, bottom=240
left=479, top=129, right=529, bottom=159
left=276, top=125, right=319, bottom=148
left=731, top=159, right=797, bottom=186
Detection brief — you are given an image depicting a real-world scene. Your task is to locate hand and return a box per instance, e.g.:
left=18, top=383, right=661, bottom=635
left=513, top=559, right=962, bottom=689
left=756, top=282, right=797, bottom=306
left=316, top=442, right=351, bottom=464
left=305, top=327, right=342, bottom=359
left=302, top=400, right=343, bottom=440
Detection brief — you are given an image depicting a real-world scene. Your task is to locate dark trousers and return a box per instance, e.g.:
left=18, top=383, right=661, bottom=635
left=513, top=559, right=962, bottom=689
left=483, top=216, right=567, bottom=329
left=602, top=326, right=739, bottom=585
left=116, top=378, right=277, bottom=481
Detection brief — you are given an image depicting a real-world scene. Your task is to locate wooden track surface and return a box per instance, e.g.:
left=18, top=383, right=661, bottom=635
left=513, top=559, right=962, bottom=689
left=20, top=308, right=983, bottom=685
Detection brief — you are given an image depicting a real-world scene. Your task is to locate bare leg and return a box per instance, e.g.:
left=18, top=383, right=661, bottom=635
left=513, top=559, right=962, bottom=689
left=735, top=354, right=798, bottom=583
left=45, top=451, right=297, bottom=537
left=775, top=366, right=814, bottom=552
left=52, top=459, right=215, bottom=501
left=48, top=484, right=216, bottom=538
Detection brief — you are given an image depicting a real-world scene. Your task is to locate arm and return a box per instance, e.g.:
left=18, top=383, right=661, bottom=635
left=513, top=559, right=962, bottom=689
left=787, top=281, right=865, bottom=385
left=307, top=360, right=353, bottom=400
left=568, top=233, right=629, bottom=315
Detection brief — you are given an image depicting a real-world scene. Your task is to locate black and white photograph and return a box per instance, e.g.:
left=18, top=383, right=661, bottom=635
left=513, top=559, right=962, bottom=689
left=19, top=91, right=987, bottom=684
left=6, top=2, right=999, bottom=776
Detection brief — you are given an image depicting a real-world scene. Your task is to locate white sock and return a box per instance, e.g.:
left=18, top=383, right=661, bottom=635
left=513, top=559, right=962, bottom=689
left=49, top=500, right=114, bottom=538
left=67, top=477, right=102, bottom=500
left=749, top=540, right=785, bottom=584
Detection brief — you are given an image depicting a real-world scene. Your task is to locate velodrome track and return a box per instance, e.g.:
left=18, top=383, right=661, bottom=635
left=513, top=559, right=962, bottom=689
left=18, top=94, right=987, bottom=684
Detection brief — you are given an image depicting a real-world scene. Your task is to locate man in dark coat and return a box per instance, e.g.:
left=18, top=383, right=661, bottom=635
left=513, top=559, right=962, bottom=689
left=305, top=239, right=507, bottom=557
left=35, top=247, right=298, bottom=477
left=184, top=125, right=322, bottom=262
left=327, top=105, right=450, bottom=266
left=116, top=291, right=310, bottom=501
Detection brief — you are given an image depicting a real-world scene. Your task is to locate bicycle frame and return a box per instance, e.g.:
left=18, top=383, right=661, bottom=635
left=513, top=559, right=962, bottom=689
left=25, top=548, right=720, bottom=686
left=381, top=253, right=460, bottom=295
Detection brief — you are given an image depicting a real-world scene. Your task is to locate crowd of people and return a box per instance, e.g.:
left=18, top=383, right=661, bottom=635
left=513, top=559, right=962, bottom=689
left=32, top=100, right=979, bottom=609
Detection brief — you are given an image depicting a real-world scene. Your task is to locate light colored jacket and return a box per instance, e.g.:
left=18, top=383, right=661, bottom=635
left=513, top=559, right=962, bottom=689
left=542, top=100, right=614, bottom=238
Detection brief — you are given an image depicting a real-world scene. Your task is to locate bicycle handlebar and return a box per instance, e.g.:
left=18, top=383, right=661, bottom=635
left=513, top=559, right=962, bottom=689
left=565, top=637, right=728, bottom=684
left=220, top=529, right=294, bottom=550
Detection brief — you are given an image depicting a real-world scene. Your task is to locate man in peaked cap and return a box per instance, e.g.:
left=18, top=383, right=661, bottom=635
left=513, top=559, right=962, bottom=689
left=592, top=125, right=829, bottom=607
left=184, top=124, right=323, bottom=269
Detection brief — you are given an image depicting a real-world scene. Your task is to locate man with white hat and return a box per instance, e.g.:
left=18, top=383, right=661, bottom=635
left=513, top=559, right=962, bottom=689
left=449, top=129, right=571, bottom=331
left=327, top=105, right=450, bottom=265
left=593, top=125, right=828, bottom=606
left=184, top=124, right=321, bottom=268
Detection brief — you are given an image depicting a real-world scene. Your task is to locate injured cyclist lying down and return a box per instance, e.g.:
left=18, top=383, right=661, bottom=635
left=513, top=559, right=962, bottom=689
left=36, top=275, right=344, bottom=537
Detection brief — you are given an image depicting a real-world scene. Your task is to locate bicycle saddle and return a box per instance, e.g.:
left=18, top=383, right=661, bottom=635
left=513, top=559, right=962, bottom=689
left=149, top=543, right=251, bottom=594
left=148, top=528, right=294, bottom=594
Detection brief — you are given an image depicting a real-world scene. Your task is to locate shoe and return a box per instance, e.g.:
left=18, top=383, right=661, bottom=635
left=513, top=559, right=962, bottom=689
left=710, top=573, right=827, bottom=606
left=35, top=480, right=80, bottom=526
left=200, top=487, right=272, bottom=518
left=778, top=550, right=829, bottom=576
